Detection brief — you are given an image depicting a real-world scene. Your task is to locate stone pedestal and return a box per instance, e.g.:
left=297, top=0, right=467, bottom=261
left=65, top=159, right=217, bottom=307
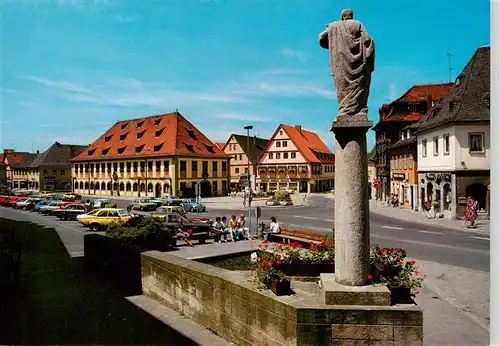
left=330, top=116, right=373, bottom=287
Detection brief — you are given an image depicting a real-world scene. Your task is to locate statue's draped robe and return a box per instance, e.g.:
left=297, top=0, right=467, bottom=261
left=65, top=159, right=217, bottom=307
left=326, top=19, right=375, bottom=119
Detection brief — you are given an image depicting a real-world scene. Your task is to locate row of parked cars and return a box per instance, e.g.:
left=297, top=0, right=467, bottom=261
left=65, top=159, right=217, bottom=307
left=0, top=193, right=212, bottom=234
left=126, top=196, right=207, bottom=212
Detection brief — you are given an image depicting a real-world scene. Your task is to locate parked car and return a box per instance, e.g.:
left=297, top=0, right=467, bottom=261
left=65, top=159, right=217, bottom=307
left=78, top=208, right=132, bottom=232
left=90, top=199, right=110, bottom=208
left=14, top=198, right=31, bottom=209
left=39, top=201, right=67, bottom=215
left=7, top=196, right=23, bottom=207
left=181, top=201, right=206, bottom=212
left=17, top=198, right=43, bottom=210
left=127, top=198, right=158, bottom=212
left=54, top=204, right=93, bottom=220
left=0, top=196, right=12, bottom=206
left=76, top=209, right=102, bottom=222
left=160, top=195, right=184, bottom=206
left=33, top=199, right=52, bottom=212
left=145, top=197, right=166, bottom=207
left=150, top=206, right=187, bottom=219
left=62, top=193, right=82, bottom=201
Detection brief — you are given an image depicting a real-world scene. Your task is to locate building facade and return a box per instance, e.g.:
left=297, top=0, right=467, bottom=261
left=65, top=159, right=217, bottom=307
left=371, top=83, right=453, bottom=201
left=416, top=46, right=490, bottom=219
left=367, top=149, right=377, bottom=200
left=257, top=124, right=335, bottom=193
left=386, top=124, right=418, bottom=210
left=223, top=134, right=268, bottom=191
left=71, top=112, right=230, bottom=198
left=3, top=149, right=30, bottom=190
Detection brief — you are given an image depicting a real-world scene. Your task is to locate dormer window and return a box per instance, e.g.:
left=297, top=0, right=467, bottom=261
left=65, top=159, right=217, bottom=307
left=184, top=142, right=195, bottom=153
left=121, top=123, right=127, bottom=130
left=101, top=148, right=110, bottom=155
left=117, top=146, right=126, bottom=154
left=105, top=135, right=113, bottom=142
left=154, top=119, right=161, bottom=126
left=135, top=144, right=145, bottom=153
left=137, top=130, right=146, bottom=139
left=204, top=144, right=215, bottom=154
left=153, top=143, right=163, bottom=152
left=120, top=133, right=128, bottom=141
left=137, top=121, right=144, bottom=128
left=186, top=129, right=197, bottom=140
left=155, top=129, right=164, bottom=137
left=88, top=148, right=96, bottom=156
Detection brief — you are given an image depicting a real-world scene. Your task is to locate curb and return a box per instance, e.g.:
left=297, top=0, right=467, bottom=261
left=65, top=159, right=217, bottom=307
left=369, top=207, right=490, bottom=236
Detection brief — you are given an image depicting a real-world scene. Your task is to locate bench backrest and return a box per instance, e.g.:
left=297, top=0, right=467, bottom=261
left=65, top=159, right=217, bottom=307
left=280, top=228, right=328, bottom=242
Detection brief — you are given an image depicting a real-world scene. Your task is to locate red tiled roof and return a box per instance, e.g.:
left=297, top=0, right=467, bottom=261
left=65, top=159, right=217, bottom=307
left=215, top=142, right=226, bottom=150
left=394, top=83, right=453, bottom=103
left=71, top=112, right=229, bottom=162
left=4, top=152, right=29, bottom=167
left=261, top=124, right=335, bottom=164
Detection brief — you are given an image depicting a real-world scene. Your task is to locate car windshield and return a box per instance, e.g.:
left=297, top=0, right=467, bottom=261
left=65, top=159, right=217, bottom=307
left=17, top=198, right=28, bottom=202
left=48, top=202, right=59, bottom=206
left=117, top=209, right=129, bottom=216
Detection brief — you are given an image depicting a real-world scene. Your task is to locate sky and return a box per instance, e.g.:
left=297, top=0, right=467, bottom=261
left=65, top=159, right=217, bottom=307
left=0, top=0, right=490, bottom=154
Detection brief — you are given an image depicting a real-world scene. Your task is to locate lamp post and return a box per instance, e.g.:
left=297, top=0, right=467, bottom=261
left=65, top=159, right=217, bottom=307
left=244, top=125, right=253, bottom=236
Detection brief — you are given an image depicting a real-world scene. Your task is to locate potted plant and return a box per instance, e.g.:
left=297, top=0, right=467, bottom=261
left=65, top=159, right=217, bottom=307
left=251, top=243, right=291, bottom=295
left=369, top=245, right=425, bottom=305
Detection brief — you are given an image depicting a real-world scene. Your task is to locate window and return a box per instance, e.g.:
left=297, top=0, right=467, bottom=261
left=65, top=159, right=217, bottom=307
left=235, top=167, right=240, bottom=174
left=239, top=154, right=242, bottom=161
left=245, top=168, right=249, bottom=173
left=192, top=161, right=198, bottom=172
left=137, top=121, right=144, bottom=128
left=105, top=135, right=113, bottom=142
left=276, top=141, right=281, bottom=148
left=135, top=145, right=144, bottom=153
left=283, top=152, right=289, bottom=159
left=101, top=163, right=105, bottom=172
left=186, top=129, right=197, bottom=140
left=107, top=163, right=111, bottom=172
left=119, top=133, right=128, bottom=141
left=202, top=161, right=208, bottom=173
left=153, top=143, right=163, bottom=152
left=155, top=129, right=163, bottom=137
left=279, top=130, right=283, bottom=135
left=276, top=153, right=281, bottom=159
left=444, top=134, right=450, bottom=155
left=282, top=141, right=288, bottom=147
left=96, top=164, right=100, bottom=173
left=61, top=169, right=65, bottom=175
left=421, top=139, right=427, bottom=157
left=409, top=155, right=413, bottom=169
left=101, top=148, right=110, bottom=155
left=119, top=162, right=124, bottom=172
left=408, top=104, right=418, bottom=112
left=88, top=148, right=96, bottom=156
left=469, top=133, right=484, bottom=153
left=403, top=155, right=407, bottom=169
left=117, top=146, right=126, bottom=154
left=121, top=123, right=127, bottom=130
left=154, top=118, right=161, bottom=126
left=137, top=130, right=146, bottom=139
left=205, top=144, right=216, bottom=154
left=140, top=161, right=145, bottom=172
left=113, top=162, right=118, bottom=172
left=184, top=143, right=195, bottom=153
left=156, top=161, right=161, bottom=172
left=164, top=160, right=169, bottom=172
left=269, top=153, right=273, bottom=159
left=126, top=162, right=131, bottom=172
left=212, top=161, right=218, bottom=171
left=147, top=161, right=153, bottom=171
left=291, top=152, right=296, bottom=159
left=222, top=162, right=227, bottom=171
left=433, top=137, right=439, bottom=156
left=180, top=160, right=187, bottom=171
left=133, top=162, right=138, bottom=172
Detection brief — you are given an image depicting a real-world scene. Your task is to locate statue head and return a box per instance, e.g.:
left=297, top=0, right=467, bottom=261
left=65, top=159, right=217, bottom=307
left=341, top=8, right=354, bottom=20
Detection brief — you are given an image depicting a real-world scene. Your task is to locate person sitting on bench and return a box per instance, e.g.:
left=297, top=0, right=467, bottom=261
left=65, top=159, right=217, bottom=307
left=229, top=215, right=242, bottom=241
left=212, top=217, right=229, bottom=243
left=237, top=214, right=250, bottom=240
left=264, top=216, right=280, bottom=240
left=176, top=217, right=193, bottom=247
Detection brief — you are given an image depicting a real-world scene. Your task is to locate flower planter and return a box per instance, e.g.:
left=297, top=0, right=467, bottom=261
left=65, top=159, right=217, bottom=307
left=269, top=278, right=291, bottom=296
left=389, top=285, right=412, bottom=305
left=276, top=262, right=334, bottom=277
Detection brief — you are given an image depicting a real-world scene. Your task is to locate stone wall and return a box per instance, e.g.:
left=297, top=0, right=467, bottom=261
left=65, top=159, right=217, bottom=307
left=141, top=251, right=423, bottom=346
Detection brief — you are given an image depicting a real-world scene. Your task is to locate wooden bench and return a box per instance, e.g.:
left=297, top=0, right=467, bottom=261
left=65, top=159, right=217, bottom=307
left=266, top=228, right=329, bottom=247
left=167, top=232, right=210, bottom=247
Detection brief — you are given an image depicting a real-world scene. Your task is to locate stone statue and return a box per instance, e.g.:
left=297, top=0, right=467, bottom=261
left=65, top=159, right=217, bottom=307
left=319, top=9, right=375, bottom=122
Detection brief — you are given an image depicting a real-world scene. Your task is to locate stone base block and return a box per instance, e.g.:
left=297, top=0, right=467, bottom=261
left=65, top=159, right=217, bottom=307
left=321, top=273, right=390, bottom=306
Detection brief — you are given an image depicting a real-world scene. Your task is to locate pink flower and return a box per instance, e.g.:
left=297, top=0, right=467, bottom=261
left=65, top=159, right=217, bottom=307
left=263, top=240, right=268, bottom=244
left=276, top=260, right=283, bottom=265
left=408, top=260, right=416, bottom=265
left=368, top=274, right=373, bottom=280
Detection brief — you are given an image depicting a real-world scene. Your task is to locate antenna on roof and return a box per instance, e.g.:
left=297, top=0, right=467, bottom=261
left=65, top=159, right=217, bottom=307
left=447, top=52, right=453, bottom=83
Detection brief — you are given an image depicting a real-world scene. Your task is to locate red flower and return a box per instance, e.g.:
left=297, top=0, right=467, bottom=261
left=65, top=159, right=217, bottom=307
left=326, top=241, right=334, bottom=246
left=263, top=260, right=271, bottom=267
left=408, top=260, right=416, bottom=265
left=415, top=290, right=420, bottom=295
left=280, top=240, right=285, bottom=245
left=263, top=240, right=268, bottom=244
left=367, top=274, right=373, bottom=280
left=309, top=246, right=317, bottom=252
left=276, top=260, right=283, bottom=265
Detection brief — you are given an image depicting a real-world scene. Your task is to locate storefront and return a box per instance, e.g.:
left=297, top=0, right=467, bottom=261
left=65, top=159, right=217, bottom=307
left=418, top=172, right=455, bottom=218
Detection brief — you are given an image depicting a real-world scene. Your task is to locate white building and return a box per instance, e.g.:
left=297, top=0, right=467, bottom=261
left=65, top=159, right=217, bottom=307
left=416, top=46, right=490, bottom=219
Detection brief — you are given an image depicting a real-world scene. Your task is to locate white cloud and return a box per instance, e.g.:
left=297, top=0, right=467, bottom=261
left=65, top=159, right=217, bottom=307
left=24, top=76, right=94, bottom=94
left=279, top=48, right=309, bottom=61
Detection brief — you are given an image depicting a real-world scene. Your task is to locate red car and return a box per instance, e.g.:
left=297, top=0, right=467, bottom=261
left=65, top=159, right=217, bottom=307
left=7, top=196, right=22, bottom=207
left=0, top=195, right=11, bottom=206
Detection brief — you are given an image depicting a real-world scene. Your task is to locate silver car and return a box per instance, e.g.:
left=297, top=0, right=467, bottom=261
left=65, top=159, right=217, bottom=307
left=39, top=201, right=63, bottom=215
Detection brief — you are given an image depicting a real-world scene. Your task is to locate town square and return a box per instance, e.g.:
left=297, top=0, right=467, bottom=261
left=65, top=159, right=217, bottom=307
left=0, top=1, right=496, bottom=345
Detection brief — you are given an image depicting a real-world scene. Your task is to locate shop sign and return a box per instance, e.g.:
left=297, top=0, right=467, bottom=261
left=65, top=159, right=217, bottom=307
left=392, top=173, right=405, bottom=179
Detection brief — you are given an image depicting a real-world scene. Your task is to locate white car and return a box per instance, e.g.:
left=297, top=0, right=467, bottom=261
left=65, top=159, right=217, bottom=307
left=14, top=198, right=29, bottom=209
left=92, top=199, right=110, bottom=208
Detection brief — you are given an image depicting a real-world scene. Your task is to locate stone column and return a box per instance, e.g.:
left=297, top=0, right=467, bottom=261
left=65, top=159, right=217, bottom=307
left=331, top=119, right=372, bottom=286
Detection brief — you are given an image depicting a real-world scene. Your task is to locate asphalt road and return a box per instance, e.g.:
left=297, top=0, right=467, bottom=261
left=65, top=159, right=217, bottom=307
left=0, top=198, right=489, bottom=272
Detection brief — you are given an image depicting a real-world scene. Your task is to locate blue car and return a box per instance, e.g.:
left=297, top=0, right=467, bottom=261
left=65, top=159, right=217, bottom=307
left=33, top=199, right=52, bottom=212
left=181, top=201, right=206, bottom=212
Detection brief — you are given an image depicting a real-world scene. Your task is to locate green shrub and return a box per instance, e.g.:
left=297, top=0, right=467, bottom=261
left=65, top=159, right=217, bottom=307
left=105, top=217, right=172, bottom=250
left=274, top=190, right=291, bottom=202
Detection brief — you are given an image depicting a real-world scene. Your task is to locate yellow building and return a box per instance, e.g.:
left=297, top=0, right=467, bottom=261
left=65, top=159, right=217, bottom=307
left=70, top=112, right=230, bottom=198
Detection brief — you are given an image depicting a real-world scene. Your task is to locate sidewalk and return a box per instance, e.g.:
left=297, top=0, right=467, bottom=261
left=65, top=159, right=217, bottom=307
left=369, top=200, right=490, bottom=235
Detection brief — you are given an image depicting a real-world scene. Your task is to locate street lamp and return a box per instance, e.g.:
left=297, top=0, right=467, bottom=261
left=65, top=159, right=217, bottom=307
left=244, top=125, right=253, bottom=236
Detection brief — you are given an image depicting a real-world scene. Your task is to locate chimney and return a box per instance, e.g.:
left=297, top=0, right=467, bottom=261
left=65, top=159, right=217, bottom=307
left=295, top=125, right=302, bottom=133
left=426, top=95, right=433, bottom=111
left=55, top=141, right=61, bottom=146
left=36, top=150, right=39, bottom=154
